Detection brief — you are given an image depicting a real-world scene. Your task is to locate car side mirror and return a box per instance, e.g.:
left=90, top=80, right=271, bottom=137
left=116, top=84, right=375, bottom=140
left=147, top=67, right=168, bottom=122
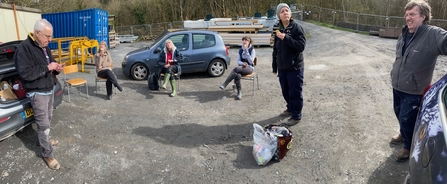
left=154, top=48, right=161, bottom=54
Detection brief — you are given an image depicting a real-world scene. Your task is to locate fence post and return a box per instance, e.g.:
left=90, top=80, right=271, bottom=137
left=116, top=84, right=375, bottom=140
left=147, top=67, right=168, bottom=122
left=319, top=7, right=321, bottom=22
left=149, top=24, right=153, bottom=38
left=332, top=10, right=336, bottom=27
left=301, top=5, right=304, bottom=21
left=386, top=16, right=390, bottom=28
left=356, top=13, right=359, bottom=32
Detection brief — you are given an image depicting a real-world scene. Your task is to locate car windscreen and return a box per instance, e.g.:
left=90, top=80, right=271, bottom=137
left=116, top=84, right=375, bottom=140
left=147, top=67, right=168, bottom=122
left=150, top=30, right=170, bottom=48
left=0, top=41, right=21, bottom=71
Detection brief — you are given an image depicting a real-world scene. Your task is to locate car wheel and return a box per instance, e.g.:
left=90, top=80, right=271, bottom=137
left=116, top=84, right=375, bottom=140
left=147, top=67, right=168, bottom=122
left=208, top=59, right=226, bottom=77
left=131, top=63, right=148, bottom=80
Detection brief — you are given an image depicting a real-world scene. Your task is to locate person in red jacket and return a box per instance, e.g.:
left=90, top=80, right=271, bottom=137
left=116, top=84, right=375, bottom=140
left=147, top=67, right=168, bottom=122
left=157, top=39, right=183, bottom=97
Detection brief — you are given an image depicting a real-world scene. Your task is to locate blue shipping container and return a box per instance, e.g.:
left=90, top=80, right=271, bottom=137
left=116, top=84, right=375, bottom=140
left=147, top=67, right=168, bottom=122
left=42, top=8, right=109, bottom=50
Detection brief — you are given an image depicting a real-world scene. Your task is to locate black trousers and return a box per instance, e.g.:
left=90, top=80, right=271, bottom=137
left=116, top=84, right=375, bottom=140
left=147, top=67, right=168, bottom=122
left=97, top=69, right=119, bottom=96
left=161, top=65, right=178, bottom=80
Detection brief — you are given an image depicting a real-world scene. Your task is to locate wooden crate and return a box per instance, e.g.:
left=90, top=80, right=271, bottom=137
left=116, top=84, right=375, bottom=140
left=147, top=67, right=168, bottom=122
left=109, top=31, right=116, bottom=49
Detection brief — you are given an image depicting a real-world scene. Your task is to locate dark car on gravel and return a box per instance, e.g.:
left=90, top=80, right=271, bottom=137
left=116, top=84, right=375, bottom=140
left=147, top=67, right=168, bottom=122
left=0, top=41, right=63, bottom=141
left=405, top=74, right=447, bottom=184
left=121, top=29, right=231, bottom=80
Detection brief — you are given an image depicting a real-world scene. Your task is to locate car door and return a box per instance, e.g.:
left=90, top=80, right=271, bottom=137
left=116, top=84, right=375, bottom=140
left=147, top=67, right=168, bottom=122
left=172, top=33, right=191, bottom=71
left=189, top=33, right=216, bottom=73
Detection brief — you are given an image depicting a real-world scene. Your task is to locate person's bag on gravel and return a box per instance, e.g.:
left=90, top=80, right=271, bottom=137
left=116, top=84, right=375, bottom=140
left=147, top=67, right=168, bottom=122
left=252, top=123, right=277, bottom=165
left=148, top=73, right=159, bottom=90
left=264, top=124, right=293, bottom=161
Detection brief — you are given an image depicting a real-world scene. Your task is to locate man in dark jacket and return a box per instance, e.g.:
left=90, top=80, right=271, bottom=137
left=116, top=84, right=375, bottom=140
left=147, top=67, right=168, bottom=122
left=272, top=3, right=306, bottom=126
left=14, top=19, right=64, bottom=170
left=390, top=0, right=447, bottom=162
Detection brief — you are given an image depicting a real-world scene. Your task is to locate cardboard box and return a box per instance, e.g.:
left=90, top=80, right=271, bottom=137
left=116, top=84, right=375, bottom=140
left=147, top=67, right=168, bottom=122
left=0, top=81, right=18, bottom=101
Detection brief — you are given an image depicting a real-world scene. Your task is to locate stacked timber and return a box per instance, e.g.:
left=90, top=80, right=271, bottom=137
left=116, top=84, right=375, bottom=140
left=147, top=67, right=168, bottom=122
left=109, top=30, right=116, bottom=49
left=219, top=32, right=273, bottom=46
left=208, top=25, right=267, bottom=34
left=184, top=17, right=277, bottom=46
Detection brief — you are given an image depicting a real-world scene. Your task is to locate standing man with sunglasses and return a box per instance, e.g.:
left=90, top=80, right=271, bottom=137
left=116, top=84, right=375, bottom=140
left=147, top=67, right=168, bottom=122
left=390, top=0, right=447, bottom=162
left=15, top=19, right=64, bottom=170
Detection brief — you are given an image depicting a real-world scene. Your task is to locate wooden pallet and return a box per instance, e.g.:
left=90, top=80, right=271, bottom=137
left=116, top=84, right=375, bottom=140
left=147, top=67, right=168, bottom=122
left=208, top=25, right=266, bottom=34
left=109, top=31, right=116, bottom=49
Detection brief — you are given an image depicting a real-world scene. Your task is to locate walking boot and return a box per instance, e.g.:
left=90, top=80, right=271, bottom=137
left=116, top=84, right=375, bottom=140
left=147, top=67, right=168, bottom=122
left=170, top=80, right=177, bottom=97
left=390, top=134, right=403, bottom=145
left=43, top=157, right=60, bottom=170
left=395, top=148, right=410, bottom=162
left=235, top=79, right=242, bottom=100
left=162, top=73, right=171, bottom=89
left=219, top=72, right=237, bottom=90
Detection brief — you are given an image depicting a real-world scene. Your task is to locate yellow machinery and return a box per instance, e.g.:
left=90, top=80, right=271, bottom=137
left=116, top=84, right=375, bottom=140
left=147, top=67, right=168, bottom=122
left=50, top=37, right=99, bottom=72
left=51, top=37, right=87, bottom=63
left=69, top=39, right=99, bottom=72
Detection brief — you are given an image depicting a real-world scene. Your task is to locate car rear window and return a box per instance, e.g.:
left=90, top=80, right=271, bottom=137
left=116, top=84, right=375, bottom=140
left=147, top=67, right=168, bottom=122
left=0, top=41, right=20, bottom=74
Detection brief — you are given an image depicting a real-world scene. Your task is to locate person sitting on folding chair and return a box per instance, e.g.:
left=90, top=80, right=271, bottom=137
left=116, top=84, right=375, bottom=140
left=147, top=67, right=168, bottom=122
left=219, top=36, right=256, bottom=100
left=158, top=39, right=183, bottom=97
left=95, top=41, right=123, bottom=100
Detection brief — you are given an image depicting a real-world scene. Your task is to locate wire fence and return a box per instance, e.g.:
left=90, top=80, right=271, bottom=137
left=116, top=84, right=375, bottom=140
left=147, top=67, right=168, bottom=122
left=116, top=21, right=184, bottom=41
left=115, top=4, right=447, bottom=41
left=295, top=4, right=447, bottom=33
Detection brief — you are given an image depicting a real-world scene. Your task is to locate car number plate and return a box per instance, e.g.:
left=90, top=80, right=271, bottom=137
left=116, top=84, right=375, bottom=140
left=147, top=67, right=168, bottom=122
left=24, top=107, right=34, bottom=119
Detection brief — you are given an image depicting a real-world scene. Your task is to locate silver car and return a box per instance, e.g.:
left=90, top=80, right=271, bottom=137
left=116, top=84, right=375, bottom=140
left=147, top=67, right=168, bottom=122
left=0, top=41, right=63, bottom=141
left=121, top=29, right=231, bottom=80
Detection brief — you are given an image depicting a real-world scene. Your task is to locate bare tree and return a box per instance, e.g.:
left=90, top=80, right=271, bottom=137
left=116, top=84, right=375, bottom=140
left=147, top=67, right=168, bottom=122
left=10, top=0, right=446, bottom=26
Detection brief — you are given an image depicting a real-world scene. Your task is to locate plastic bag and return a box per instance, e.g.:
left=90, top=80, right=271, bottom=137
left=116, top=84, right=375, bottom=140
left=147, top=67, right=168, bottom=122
left=252, top=123, right=277, bottom=165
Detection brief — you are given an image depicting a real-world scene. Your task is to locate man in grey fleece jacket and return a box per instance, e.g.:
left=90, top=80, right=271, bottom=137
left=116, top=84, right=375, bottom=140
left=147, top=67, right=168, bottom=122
left=390, top=0, right=447, bottom=162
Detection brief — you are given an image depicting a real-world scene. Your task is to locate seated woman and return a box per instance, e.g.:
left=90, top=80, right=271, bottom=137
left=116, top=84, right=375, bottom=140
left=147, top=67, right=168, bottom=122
left=158, top=39, right=183, bottom=97
left=95, top=41, right=123, bottom=100
left=219, top=36, right=256, bottom=100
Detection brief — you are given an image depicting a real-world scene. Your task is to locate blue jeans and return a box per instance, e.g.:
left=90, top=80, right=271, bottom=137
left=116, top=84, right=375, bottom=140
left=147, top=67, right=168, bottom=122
left=278, top=68, right=304, bottom=120
left=393, top=89, right=422, bottom=150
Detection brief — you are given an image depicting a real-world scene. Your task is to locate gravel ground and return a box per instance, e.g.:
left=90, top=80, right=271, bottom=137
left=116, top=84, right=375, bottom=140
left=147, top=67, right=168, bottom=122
left=1, top=21, right=447, bottom=183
